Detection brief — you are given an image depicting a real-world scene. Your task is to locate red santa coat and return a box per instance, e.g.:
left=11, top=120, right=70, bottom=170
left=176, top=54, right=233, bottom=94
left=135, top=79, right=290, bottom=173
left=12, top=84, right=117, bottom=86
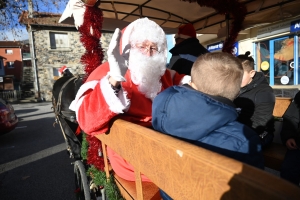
left=70, top=61, right=187, bottom=182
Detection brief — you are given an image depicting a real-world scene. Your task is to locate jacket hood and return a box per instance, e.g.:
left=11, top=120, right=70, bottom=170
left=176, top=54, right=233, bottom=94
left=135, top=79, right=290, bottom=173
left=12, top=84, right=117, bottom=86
left=152, top=85, right=238, bottom=141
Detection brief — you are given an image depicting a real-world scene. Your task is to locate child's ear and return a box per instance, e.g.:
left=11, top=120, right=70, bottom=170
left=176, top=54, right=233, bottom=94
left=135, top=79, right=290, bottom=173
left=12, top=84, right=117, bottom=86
left=190, top=81, right=198, bottom=90
left=250, top=70, right=256, bottom=78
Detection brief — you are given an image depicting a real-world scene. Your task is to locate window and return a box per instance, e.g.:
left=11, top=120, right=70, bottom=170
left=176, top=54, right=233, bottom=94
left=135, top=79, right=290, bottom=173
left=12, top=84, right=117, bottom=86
left=5, top=49, right=13, bottom=54
left=273, top=37, right=294, bottom=85
left=53, top=68, right=60, bottom=80
left=7, top=62, right=14, bottom=68
left=256, top=36, right=296, bottom=85
left=23, top=60, right=31, bottom=67
left=53, top=68, right=59, bottom=76
left=49, top=32, right=69, bottom=49
left=256, top=41, right=270, bottom=82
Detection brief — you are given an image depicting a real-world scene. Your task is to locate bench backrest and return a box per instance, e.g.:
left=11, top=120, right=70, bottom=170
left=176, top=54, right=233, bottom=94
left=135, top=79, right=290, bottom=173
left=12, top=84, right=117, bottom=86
left=273, top=97, right=293, bottom=117
left=96, top=119, right=300, bottom=200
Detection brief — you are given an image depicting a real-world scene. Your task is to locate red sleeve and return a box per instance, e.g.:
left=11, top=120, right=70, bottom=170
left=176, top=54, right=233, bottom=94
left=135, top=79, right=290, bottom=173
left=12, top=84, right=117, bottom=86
left=86, top=62, right=110, bottom=82
left=77, top=81, right=118, bottom=136
left=77, top=62, right=117, bottom=135
left=173, top=72, right=186, bottom=85
left=161, top=70, right=186, bottom=90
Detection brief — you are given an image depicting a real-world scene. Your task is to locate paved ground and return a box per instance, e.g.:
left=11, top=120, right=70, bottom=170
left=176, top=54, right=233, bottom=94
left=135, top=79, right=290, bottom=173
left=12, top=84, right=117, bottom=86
left=0, top=101, right=77, bottom=200
left=0, top=101, right=286, bottom=200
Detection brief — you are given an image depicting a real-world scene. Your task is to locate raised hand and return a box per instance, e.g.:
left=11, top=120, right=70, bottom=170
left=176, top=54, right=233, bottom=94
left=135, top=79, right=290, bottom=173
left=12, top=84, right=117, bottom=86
left=107, top=28, right=129, bottom=82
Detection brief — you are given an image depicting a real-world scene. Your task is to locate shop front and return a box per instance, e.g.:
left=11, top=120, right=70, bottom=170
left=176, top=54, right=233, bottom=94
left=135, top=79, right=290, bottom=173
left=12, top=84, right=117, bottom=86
left=254, top=18, right=300, bottom=86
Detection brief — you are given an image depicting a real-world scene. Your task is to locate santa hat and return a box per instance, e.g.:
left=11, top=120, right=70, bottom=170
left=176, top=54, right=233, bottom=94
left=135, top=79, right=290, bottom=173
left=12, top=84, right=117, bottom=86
left=59, top=66, right=67, bottom=74
left=120, top=18, right=167, bottom=57
left=174, top=23, right=196, bottom=39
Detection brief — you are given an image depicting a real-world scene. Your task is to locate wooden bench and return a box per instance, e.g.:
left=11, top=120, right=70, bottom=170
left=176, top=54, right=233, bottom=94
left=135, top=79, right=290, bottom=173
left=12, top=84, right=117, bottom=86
left=96, top=119, right=300, bottom=200
left=262, top=97, right=293, bottom=171
left=272, top=97, right=293, bottom=118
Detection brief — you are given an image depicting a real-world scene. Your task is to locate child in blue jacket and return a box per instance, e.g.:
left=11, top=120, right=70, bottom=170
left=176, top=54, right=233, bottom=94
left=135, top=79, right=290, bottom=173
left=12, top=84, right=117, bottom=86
left=152, top=52, right=264, bottom=200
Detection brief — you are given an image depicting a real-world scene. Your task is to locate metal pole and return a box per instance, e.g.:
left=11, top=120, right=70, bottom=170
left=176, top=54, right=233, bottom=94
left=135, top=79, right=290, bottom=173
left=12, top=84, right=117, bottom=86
left=28, top=0, right=33, bottom=18
left=28, top=28, right=40, bottom=99
left=28, top=0, right=41, bottom=99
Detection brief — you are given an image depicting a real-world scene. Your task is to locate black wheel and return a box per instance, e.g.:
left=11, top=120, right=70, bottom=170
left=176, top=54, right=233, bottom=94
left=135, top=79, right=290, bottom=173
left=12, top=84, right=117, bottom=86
left=74, top=160, right=91, bottom=200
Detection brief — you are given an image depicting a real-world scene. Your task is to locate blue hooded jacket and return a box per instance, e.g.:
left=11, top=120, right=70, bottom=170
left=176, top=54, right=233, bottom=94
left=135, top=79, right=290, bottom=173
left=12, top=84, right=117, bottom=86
left=152, top=85, right=264, bottom=169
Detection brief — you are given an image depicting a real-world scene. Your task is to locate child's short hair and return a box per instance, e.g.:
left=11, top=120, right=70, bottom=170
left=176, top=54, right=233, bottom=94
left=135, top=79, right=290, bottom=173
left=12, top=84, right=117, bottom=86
left=237, top=51, right=255, bottom=72
left=191, top=52, right=243, bottom=101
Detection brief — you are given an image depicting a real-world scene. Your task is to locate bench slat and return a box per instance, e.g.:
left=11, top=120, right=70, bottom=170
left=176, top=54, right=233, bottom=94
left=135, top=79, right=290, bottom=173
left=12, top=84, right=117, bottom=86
left=114, top=174, right=161, bottom=200
left=273, top=97, right=292, bottom=117
left=262, top=97, right=291, bottom=171
left=263, top=143, right=287, bottom=171
left=96, top=119, right=300, bottom=199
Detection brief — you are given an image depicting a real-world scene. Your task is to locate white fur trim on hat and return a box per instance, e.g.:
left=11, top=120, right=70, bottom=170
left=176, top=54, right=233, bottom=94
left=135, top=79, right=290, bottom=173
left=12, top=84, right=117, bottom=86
left=121, top=18, right=167, bottom=56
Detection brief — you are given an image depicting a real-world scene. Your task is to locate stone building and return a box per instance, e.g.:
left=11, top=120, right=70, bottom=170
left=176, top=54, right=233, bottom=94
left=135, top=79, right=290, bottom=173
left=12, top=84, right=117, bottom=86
left=19, top=11, right=112, bottom=101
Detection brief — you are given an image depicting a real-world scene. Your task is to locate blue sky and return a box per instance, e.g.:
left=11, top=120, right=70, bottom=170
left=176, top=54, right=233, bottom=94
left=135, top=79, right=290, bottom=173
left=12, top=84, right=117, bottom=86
left=1, top=28, right=29, bottom=41
left=1, top=0, right=176, bottom=63
left=0, top=0, right=68, bottom=41
left=166, top=34, right=175, bottom=63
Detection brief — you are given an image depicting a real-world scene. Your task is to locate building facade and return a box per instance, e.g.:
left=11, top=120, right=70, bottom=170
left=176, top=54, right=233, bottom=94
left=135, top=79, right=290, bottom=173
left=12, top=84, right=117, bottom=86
left=0, top=41, right=29, bottom=90
left=19, top=11, right=113, bottom=101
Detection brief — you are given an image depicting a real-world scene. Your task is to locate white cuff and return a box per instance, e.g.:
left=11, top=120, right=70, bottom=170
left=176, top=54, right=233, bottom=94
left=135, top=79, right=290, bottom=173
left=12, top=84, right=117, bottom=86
left=101, top=74, right=130, bottom=113
left=69, top=80, right=99, bottom=118
left=180, top=75, right=191, bottom=85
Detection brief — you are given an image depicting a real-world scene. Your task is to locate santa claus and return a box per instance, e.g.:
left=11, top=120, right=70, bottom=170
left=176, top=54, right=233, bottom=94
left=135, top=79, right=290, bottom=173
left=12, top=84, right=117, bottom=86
left=70, top=17, right=190, bottom=182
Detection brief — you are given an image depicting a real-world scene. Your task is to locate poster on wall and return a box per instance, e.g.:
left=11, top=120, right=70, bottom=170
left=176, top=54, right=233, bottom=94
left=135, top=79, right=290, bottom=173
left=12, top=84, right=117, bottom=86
left=290, top=19, right=300, bottom=33
left=207, top=41, right=238, bottom=56
left=207, top=42, right=223, bottom=52
left=232, top=42, right=239, bottom=56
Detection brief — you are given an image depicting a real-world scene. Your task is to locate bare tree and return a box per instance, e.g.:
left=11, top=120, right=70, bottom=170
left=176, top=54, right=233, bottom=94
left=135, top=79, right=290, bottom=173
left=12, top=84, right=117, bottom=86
left=0, top=0, right=68, bottom=40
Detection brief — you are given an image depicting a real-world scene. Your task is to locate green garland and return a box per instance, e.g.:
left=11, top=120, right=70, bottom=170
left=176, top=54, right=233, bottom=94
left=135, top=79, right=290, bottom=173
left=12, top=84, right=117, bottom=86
left=81, top=132, right=124, bottom=200
left=87, top=166, right=124, bottom=200
left=81, top=132, right=88, bottom=160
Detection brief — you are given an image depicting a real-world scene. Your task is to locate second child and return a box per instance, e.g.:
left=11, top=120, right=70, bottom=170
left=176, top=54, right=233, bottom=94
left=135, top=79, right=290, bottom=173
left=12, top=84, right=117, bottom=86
left=152, top=52, right=264, bottom=200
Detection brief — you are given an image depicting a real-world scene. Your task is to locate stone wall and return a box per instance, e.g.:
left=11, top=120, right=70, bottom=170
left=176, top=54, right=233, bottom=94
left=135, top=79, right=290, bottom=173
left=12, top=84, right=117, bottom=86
left=33, top=28, right=112, bottom=101
left=101, top=32, right=113, bottom=62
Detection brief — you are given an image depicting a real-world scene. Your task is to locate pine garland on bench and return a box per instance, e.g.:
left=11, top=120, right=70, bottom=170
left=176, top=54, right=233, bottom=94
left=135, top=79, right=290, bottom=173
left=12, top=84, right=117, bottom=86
left=81, top=132, right=124, bottom=200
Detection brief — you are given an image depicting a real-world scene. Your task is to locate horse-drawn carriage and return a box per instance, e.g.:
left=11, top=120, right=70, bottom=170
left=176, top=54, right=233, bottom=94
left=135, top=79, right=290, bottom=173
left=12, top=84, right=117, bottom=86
left=51, top=1, right=300, bottom=199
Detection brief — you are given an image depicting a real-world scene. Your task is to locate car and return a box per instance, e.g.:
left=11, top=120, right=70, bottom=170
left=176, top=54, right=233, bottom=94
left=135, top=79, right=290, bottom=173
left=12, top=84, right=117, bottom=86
left=0, top=98, right=18, bottom=135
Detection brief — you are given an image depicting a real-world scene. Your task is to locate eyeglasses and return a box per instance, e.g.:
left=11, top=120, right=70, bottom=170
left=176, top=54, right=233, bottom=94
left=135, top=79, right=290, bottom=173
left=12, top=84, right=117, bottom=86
left=132, top=44, right=160, bottom=55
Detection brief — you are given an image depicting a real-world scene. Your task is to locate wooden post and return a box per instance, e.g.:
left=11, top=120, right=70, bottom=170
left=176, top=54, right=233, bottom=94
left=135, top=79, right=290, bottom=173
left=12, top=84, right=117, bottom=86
left=226, top=13, right=230, bottom=40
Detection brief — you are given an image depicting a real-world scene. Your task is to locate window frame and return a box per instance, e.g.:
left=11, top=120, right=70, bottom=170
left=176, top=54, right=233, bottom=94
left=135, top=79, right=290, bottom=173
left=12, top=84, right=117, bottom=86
left=255, top=35, right=298, bottom=86
left=7, top=61, right=14, bottom=69
left=5, top=49, right=13, bottom=54
left=48, top=31, right=71, bottom=51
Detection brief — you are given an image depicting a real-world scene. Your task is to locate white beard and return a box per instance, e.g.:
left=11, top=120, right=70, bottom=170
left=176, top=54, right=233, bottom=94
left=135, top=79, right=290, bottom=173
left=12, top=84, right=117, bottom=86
left=128, top=48, right=166, bottom=100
